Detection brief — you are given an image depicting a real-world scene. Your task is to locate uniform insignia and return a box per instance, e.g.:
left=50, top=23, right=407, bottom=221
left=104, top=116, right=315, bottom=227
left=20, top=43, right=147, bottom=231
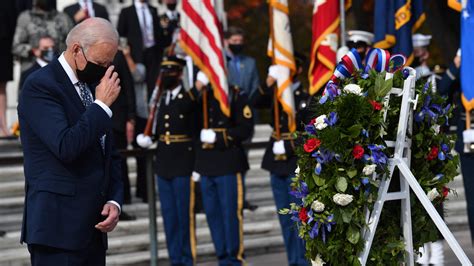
left=178, top=93, right=183, bottom=99
left=243, top=105, right=252, bottom=119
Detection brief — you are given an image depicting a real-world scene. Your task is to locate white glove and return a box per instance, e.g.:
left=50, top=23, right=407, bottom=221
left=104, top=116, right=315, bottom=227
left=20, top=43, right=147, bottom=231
left=197, top=71, right=210, bottom=86
left=192, top=171, right=201, bottom=182
left=336, top=46, right=350, bottom=62
left=267, top=65, right=288, bottom=80
left=136, top=133, right=153, bottom=148
left=463, top=129, right=474, bottom=143
left=272, top=140, right=286, bottom=155
left=200, top=129, right=216, bottom=144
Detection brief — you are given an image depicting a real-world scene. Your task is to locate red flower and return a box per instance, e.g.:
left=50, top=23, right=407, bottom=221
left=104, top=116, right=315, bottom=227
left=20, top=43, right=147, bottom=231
left=442, top=187, right=449, bottom=197
left=369, top=100, right=383, bottom=111
left=427, top=146, right=439, bottom=161
left=304, top=138, right=321, bottom=153
left=299, top=207, right=309, bottom=223
left=352, top=145, right=364, bottom=159
left=309, top=118, right=316, bottom=125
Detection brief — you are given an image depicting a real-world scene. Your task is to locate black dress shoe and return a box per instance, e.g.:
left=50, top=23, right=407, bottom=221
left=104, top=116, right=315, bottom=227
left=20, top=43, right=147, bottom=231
left=119, top=211, right=136, bottom=221
left=243, top=200, right=258, bottom=211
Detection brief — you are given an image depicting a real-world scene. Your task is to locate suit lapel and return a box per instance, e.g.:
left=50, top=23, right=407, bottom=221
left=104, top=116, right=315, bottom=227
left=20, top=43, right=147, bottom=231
left=131, top=6, right=144, bottom=42
left=51, top=59, right=86, bottom=113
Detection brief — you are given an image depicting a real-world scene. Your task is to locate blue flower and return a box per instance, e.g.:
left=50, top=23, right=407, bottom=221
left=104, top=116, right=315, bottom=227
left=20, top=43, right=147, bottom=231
left=289, top=180, right=309, bottom=199
left=315, top=162, right=322, bottom=175
left=325, top=112, right=338, bottom=126
left=305, top=124, right=316, bottom=135
left=361, top=129, right=369, bottom=138
left=361, top=177, right=370, bottom=185
left=320, top=81, right=340, bottom=104
left=402, top=68, right=410, bottom=79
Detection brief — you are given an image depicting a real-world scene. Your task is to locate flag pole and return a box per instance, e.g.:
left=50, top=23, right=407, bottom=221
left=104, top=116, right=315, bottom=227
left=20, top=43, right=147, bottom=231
left=339, top=0, right=346, bottom=46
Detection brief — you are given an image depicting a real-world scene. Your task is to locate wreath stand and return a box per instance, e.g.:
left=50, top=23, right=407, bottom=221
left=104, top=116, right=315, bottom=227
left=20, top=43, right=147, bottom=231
left=358, top=69, right=472, bottom=265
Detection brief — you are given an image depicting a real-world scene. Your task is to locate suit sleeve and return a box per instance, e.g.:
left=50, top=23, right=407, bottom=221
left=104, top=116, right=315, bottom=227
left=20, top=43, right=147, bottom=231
left=249, top=58, right=260, bottom=96
left=107, top=137, right=124, bottom=206
left=437, top=63, right=460, bottom=96
left=19, top=78, right=113, bottom=163
left=117, top=9, right=127, bottom=37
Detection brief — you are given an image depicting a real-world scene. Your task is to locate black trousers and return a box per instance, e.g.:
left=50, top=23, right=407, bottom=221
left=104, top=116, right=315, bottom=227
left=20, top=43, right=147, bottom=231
left=461, top=153, right=474, bottom=241
left=28, top=232, right=105, bottom=266
left=133, top=117, right=148, bottom=201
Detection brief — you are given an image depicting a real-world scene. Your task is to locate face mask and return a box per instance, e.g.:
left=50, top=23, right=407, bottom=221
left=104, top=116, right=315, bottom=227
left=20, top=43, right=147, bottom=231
left=36, top=0, right=55, bottom=11
left=412, top=56, right=422, bottom=68
left=161, top=75, right=180, bottom=90
left=40, top=48, right=55, bottom=62
left=75, top=47, right=108, bottom=84
left=167, top=3, right=177, bottom=11
left=228, top=44, right=244, bottom=55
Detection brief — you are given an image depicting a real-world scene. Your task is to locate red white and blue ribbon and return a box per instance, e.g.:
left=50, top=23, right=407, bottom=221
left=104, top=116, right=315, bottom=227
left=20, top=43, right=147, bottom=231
left=331, top=48, right=362, bottom=81
left=365, top=48, right=390, bottom=72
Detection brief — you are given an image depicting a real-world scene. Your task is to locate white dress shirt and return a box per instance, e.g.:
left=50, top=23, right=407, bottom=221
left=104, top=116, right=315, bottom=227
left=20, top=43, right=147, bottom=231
left=36, top=58, right=49, bottom=68
left=58, top=53, right=121, bottom=213
left=165, top=85, right=182, bottom=105
left=79, top=0, right=95, bottom=18
left=134, top=0, right=155, bottom=48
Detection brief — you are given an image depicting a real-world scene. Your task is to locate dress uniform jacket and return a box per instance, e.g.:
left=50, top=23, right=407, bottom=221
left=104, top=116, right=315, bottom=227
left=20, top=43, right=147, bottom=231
left=252, top=81, right=310, bottom=176
left=155, top=86, right=197, bottom=178
left=193, top=86, right=254, bottom=176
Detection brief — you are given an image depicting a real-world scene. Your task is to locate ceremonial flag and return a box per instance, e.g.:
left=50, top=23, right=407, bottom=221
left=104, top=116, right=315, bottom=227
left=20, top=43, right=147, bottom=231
left=179, top=0, right=230, bottom=116
left=448, top=0, right=462, bottom=11
left=308, top=0, right=340, bottom=95
left=268, top=0, right=297, bottom=132
left=373, top=0, right=425, bottom=65
left=461, top=0, right=474, bottom=112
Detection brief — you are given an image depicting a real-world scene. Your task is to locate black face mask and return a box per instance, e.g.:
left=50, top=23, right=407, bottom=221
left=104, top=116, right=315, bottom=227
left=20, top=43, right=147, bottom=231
left=75, top=47, right=108, bottom=84
left=161, top=75, right=180, bottom=90
left=167, top=3, right=177, bottom=11
left=412, top=56, right=422, bottom=68
left=36, top=0, right=55, bottom=11
left=229, top=44, right=244, bottom=55
left=40, top=48, right=55, bottom=62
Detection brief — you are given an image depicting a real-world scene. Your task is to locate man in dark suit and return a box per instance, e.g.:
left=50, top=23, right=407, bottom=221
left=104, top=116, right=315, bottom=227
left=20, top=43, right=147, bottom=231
left=117, top=0, right=171, bottom=96
left=18, top=18, right=123, bottom=265
left=19, top=35, right=56, bottom=90
left=63, top=0, right=109, bottom=24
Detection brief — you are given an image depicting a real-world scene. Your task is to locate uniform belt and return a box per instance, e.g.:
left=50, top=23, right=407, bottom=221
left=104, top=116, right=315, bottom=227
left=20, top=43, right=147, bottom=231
left=271, top=132, right=295, bottom=140
left=159, top=134, right=192, bottom=145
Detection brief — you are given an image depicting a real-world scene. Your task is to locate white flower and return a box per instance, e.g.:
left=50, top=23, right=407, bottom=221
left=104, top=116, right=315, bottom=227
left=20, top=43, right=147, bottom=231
left=311, top=200, right=325, bottom=212
left=427, top=188, right=440, bottom=201
left=311, top=254, right=326, bottom=266
left=362, top=164, right=377, bottom=176
left=314, top=115, right=328, bottom=130
left=295, top=166, right=300, bottom=175
left=432, top=124, right=440, bottom=134
left=333, top=193, right=354, bottom=206
left=343, top=84, right=363, bottom=96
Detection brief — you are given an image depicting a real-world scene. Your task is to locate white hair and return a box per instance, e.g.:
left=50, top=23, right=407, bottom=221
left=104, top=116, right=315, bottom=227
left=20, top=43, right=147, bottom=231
left=65, top=17, right=119, bottom=52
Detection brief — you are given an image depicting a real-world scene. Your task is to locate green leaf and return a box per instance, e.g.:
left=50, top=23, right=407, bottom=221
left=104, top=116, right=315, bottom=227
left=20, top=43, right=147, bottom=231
left=348, top=124, right=363, bottom=138
left=341, top=208, right=353, bottom=223
left=347, top=169, right=357, bottom=178
left=313, top=173, right=325, bottom=187
left=379, top=77, right=393, bottom=97
left=279, top=208, right=290, bottom=215
left=336, top=177, right=348, bottom=192
left=347, top=226, right=360, bottom=244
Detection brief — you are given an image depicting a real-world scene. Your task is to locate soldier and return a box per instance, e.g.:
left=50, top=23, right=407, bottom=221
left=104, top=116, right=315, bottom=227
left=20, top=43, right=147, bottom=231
left=251, top=54, right=310, bottom=266
left=193, top=71, right=254, bottom=265
left=154, top=56, right=197, bottom=265
left=346, top=30, right=374, bottom=61
left=412, top=33, right=442, bottom=89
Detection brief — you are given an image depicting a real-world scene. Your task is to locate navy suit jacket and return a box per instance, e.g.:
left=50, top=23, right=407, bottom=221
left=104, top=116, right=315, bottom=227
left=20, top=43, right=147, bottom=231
left=17, top=58, right=123, bottom=250
left=227, top=54, right=260, bottom=97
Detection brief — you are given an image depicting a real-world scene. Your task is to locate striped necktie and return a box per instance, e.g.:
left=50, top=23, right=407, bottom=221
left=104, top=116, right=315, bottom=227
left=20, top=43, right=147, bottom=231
left=77, top=82, right=106, bottom=153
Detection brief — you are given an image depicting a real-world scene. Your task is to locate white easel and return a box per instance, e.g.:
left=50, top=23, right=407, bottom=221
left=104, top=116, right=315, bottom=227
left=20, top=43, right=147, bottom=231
left=358, top=68, right=472, bottom=265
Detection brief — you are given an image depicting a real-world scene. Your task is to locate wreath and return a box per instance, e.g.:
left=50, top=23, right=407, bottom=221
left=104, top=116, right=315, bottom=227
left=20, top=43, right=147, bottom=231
left=280, top=49, right=458, bottom=265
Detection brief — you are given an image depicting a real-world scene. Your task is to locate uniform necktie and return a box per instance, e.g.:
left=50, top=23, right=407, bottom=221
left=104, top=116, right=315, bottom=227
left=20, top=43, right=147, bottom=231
left=77, top=81, right=105, bottom=152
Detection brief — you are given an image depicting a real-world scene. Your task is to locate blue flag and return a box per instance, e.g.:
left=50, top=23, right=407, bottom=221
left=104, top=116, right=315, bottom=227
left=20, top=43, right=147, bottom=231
left=461, top=0, right=474, bottom=111
left=373, top=0, right=425, bottom=65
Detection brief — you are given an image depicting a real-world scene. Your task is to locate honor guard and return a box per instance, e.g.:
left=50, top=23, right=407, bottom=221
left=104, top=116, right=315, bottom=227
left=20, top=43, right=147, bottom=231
left=251, top=54, right=310, bottom=266
left=412, top=34, right=442, bottom=90
left=192, top=71, right=254, bottom=265
left=337, top=30, right=374, bottom=62
left=153, top=56, right=197, bottom=265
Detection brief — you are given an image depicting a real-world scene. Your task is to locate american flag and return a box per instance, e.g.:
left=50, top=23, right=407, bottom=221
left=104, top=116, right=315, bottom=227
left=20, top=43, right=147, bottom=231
left=178, top=0, right=230, bottom=117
